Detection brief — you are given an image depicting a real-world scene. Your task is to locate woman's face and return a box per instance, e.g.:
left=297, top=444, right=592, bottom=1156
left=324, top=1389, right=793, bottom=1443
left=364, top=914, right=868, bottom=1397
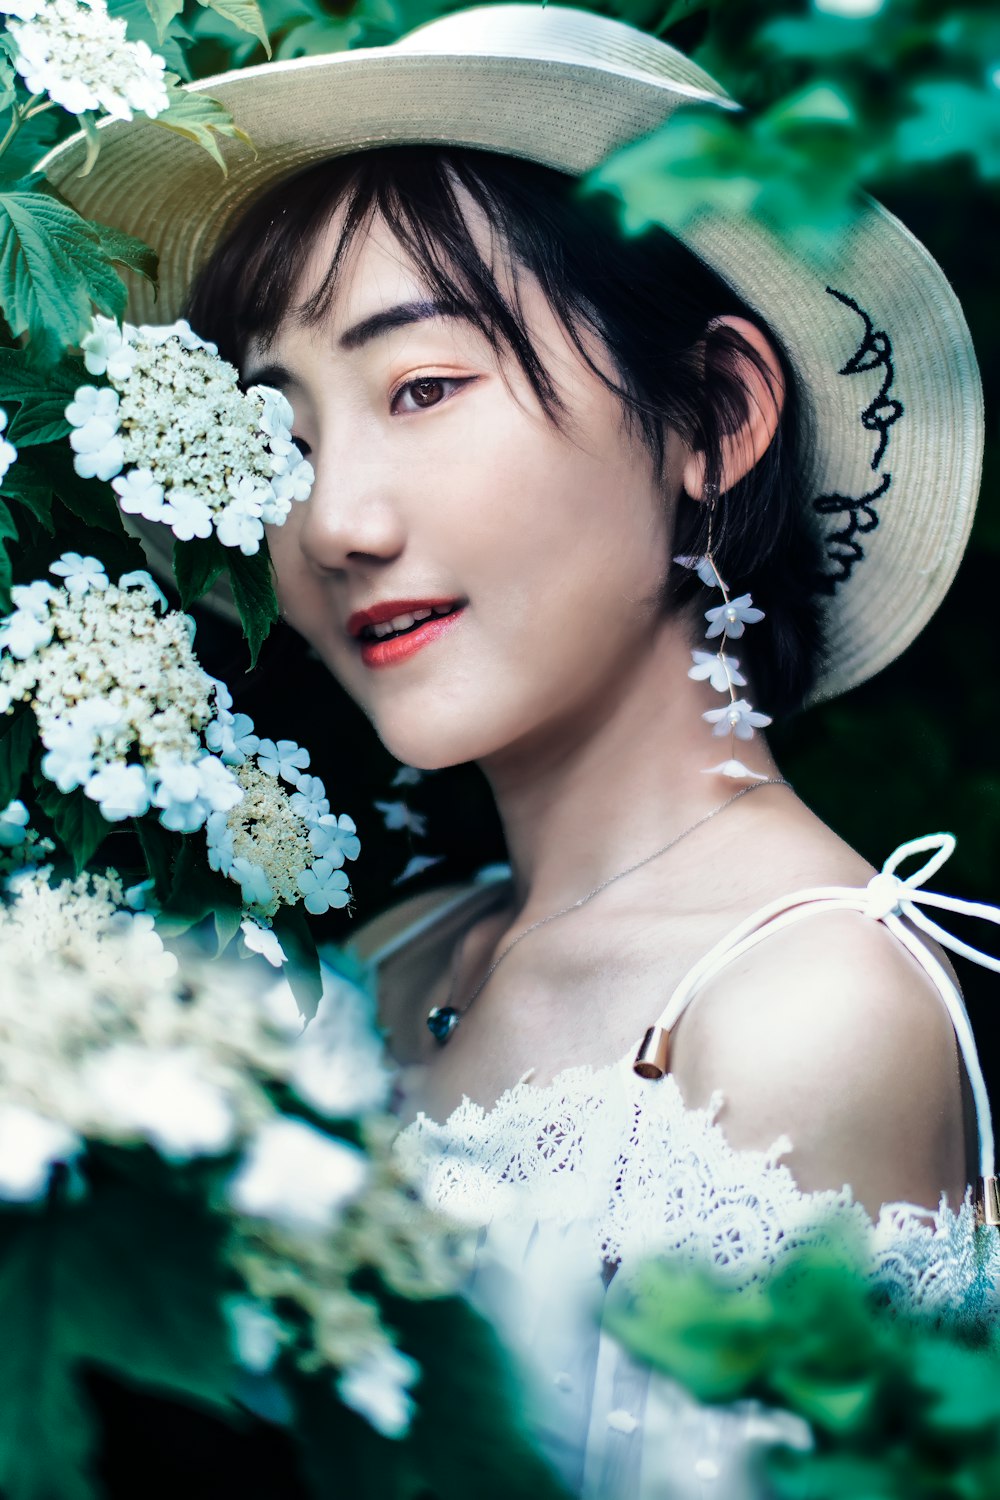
left=248, top=190, right=690, bottom=772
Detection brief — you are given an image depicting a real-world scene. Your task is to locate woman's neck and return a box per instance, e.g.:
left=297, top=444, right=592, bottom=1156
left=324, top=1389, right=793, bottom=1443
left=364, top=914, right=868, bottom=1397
left=479, top=620, right=781, bottom=918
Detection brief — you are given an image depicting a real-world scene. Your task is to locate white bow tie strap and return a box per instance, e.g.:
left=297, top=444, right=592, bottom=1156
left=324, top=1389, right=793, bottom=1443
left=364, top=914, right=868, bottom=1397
left=632, top=834, right=1000, bottom=1226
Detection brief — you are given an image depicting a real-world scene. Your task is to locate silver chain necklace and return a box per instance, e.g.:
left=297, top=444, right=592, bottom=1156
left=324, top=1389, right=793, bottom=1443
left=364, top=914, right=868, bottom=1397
left=426, top=777, right=790, bottom=1043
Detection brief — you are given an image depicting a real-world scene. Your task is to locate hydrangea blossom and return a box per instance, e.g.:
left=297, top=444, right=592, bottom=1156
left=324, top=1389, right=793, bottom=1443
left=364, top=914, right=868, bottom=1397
left=0, top=557, right=239, bottom=829
left=207, top=732, right=358, bottom=922
left=0, top=799, right=29, bottom=848
left=374, top=800, right=427, bottom=836
left=228, top=1116, right=369, bottom=1232
left=0, top=408, right=17, bottom=483
left=337, top=1344, right=421, bottom=1439
left=1, top=0, right=169, bottom=121
left=68, top=317, right=314, bottom=555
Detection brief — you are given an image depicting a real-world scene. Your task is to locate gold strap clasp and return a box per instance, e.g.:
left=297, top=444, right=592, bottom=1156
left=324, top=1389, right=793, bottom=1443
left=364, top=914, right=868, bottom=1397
left=633, top=1024, right=670, bottom=1080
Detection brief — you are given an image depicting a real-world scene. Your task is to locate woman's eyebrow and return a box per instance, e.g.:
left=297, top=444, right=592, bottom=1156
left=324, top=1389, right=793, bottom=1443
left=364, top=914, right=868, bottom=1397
left=338, top=298, right=471, bottom=352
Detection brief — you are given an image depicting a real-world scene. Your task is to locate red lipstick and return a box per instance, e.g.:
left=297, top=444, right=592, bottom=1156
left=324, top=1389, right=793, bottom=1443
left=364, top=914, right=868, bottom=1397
left=347, top=598, right=466, bottom=670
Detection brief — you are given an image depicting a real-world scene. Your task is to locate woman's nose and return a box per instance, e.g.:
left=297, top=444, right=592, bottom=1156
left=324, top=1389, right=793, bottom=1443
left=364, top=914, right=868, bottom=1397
left=296, top=445, right=407, bottom=572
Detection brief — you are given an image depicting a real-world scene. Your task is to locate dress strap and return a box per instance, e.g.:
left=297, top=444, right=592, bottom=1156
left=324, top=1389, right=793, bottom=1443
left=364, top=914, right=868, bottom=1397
left=632, top=835, right=1000, bottom=1192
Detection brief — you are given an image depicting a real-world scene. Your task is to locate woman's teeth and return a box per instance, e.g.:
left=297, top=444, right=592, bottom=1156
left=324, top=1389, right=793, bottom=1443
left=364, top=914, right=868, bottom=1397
left=366, top=604, right=456, bottom=641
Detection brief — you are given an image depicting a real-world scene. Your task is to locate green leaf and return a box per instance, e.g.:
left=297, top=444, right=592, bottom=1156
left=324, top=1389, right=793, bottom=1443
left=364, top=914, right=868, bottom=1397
left=0, top=193, right=155, bottom=363
left=0, top=346, right=81, bottom=447
left=144, top=0, right=186, bottom=42
left=271, top=900, right=323, bottom=1020
left=108, top=0, right=192, bottom=78
left=34, top=775, right=110, bottom=873
left=214, top=901, right=244, bottom=956
left=197, top=0, right=272, bottom=56
left=173, top=534, right=226, bottom=609
left=0, top=493, right=16, bottom=606
left=76, top=112, right=103, bottom=179
left=0, top=707, right=36, bottom=807
left=154, top=76, right=256, bottom=175
left=88, top=219, right=158, bottom=290
left=0, top=1166, right=237, bottom=1500
left=894, top=81, right=1000, bottom=181
left=227, top=545, right=278, bottom=670
left=134, top=814, right=174, bottom=900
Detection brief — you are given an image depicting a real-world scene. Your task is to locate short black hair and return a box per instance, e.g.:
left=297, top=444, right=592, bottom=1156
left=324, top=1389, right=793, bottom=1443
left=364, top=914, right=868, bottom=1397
left=186, top=144, right=827, bottom=715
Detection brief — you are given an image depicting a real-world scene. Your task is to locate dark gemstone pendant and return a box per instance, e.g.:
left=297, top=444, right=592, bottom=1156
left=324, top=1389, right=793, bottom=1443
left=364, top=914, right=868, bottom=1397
left=426, top=1006, right=461, bottom=1044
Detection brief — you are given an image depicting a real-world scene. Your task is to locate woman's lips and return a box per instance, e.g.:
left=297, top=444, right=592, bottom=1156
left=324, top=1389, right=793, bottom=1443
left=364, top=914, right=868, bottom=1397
left=358, top=606, right=465, bottom=668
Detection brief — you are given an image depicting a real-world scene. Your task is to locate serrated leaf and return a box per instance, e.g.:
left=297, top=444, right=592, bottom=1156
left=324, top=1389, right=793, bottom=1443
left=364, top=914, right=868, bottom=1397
left=214, top=901, right=243, bottom=956
left=0, top=493, right=16, bottom=606
left=154, top=77, right=256, bottom=175
left=76, top=112, right=102, bottom=179
left=173, top=534, right=226, bottom=609
left=108, top=0, right=191, bottom=78
left=145, top=0, right=186, bottom=42
left=227, top=545, right=278, bottom=670
left=198, top=0, right=271, bottom=55
left=0, top=193, right=155, bottom=363
left=34, top=775, right=111, bottom=873
left=0, top=346, right=81, bottom=447
left=88, top=218, right=158, bottom=289
left=0, top=706, right=36, bottom=807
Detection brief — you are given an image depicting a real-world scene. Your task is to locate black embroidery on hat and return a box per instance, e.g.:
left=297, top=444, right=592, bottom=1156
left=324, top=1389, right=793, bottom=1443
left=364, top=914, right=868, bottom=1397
left=811, top=288, right=903, bottom=593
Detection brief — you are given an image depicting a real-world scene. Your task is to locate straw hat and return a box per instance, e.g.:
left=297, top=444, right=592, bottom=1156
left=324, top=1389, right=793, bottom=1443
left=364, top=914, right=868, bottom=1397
left=41, top=2, right=983, bottom=703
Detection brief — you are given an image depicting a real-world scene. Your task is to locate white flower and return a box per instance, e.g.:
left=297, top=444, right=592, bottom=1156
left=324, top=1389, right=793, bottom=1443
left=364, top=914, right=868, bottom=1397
left=118, top=569, right=168, bottom=611
left=702, top=760, right=771, bottom=781
left=257, top=738, right=310, bottom=782
left=702, top=699, right=773, bottom=740
left=0, top=0, right=47, bottom=19
left=112, top=468, right=167, bottom=521
left=390, top=765, right=423, bottom=787
left=10, top=580, right=55, bottom=618
left=308, top=813, right=361, bottom=866
left=124, top=877, right=156, bottom=910
left=0, top=605, right=53, bottom=658
left=250, top=386, right=295, bottom=441
left=297, top=859, right=350, bottom=915
left=337, top=1344, right=420, bottom=1439
left=688, top=649, right=747, bottom=693
left=73, top=320, right=304, bottom=556
left=231, top=857, right=275, bottom=910
left=392, top=854, right=445, bottom=884
left=240, top=918, right=287, bottom=968
left=161, top=489, right=214, bottom=543
left=85, top=762, right=151, bottom=820
left=205, top=711, right=260, bottom=766
left=5, top=0, right=169, bottom=121
left=66, top=384, right=124, bottom=481
left=216, top=500, right=265, bottom=556
left=674, top=553, right=724, bottom=589
left=83, top=1046, right=236, bottom=1160
left=228, top=1117, right=369, bottom=1231
left=50, top=552, right=109, bottom=596
left=0, top=408, right=17, bottom=482
left=81, top=315, right=139, bottom=381
left=704, top=593, right=766, bottom=640
left=196, top=754, right=243, bottom=813
left=290, top=971, right=393, bottom=1117
left=206, top=811, right=236, bottom=875
left=288, top=775, right=329, bottom=822
left=40, top=719, right=97, bottom=793
left=374, top=800, right=427, bottom=836
left=0, top=799, right=29, bottom=848
left=0, top=1103, right=80, bottom=1203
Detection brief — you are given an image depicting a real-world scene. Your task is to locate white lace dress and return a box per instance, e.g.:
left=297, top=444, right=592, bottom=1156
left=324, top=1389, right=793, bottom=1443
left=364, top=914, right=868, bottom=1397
left=384, top=836, right=1000, bottom=1498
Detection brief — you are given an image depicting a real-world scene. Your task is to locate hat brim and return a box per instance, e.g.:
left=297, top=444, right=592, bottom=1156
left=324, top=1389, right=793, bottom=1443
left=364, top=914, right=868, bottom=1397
left=42, top=2, right=983, bottom=705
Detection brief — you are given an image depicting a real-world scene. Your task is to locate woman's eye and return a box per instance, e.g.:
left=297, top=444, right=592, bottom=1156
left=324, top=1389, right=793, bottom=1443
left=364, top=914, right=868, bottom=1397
left=291, top=434, right=312, bottom=458
left=392, top=376, right=468, bottom=414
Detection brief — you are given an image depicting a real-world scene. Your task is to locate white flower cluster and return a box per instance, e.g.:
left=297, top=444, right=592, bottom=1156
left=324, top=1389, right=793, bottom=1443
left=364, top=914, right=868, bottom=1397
left=0, top=554, right=242, bottom=826
left=0, top=874, right=462, bottom=1438
left=67, top=317, right=313, bottom=556
left=206, top=686, right=360, bottom=922
left=675, top=553, right=772, bottom=781
left=0, top=0, right=169, bottom=121
left=0, top=407, right=16, bottom=484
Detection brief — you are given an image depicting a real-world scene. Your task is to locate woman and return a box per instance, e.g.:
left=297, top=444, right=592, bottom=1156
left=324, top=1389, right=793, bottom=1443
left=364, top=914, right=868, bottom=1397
left=44, top=4, right=1000, bottom=1493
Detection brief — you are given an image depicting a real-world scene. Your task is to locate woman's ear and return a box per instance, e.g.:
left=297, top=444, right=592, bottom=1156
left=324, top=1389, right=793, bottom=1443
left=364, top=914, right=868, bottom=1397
left=682, top=316, right=786, bottom=502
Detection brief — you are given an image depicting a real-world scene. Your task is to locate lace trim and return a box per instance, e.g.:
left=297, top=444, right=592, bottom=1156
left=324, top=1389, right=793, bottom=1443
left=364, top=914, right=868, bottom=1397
left=393, top=1060, right=1000, bottom=1321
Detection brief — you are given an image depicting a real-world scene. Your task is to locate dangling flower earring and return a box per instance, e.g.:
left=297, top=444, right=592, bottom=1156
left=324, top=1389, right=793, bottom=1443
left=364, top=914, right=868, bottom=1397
left=675, top=482, right=772, bottom=782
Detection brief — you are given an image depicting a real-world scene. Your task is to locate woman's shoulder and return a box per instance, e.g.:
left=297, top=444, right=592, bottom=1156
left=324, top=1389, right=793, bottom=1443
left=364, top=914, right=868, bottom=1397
left=666, top=822, right=970, bottom=1219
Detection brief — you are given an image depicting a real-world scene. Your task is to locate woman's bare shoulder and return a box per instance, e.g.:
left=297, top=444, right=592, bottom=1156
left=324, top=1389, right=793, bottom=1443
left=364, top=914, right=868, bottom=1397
left=669, top=902, right=968, bottom=1220
left=346, top=881, right=476, bottom=963
left=667, top=815, right=969, bottom=1220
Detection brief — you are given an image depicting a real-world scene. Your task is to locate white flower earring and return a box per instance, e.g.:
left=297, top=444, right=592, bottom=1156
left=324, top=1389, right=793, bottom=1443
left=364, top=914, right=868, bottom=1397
left=675, top=483, right=772, bottom=781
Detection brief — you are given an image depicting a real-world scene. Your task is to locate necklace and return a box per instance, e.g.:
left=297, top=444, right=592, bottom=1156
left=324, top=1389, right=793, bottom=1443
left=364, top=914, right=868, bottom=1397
left=426, top=777, right=790, bottom=1043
